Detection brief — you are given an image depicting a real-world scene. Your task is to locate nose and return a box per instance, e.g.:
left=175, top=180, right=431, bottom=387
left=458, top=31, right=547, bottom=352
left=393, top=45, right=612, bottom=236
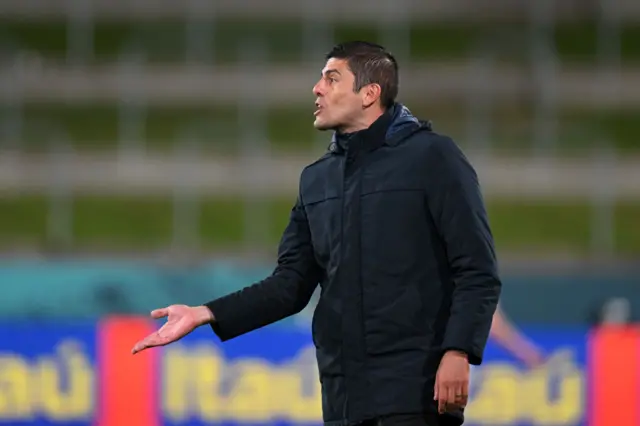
left=312, top=80, right=323, bottom=97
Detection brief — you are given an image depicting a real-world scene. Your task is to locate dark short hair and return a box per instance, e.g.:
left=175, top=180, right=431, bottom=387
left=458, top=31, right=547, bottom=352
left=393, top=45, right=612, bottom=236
left=326, top=41, right=399, bottom=109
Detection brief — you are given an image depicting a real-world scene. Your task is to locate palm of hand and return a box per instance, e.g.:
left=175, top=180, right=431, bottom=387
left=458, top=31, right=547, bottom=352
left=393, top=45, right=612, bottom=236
left=131, top=304, right=198, bottom=354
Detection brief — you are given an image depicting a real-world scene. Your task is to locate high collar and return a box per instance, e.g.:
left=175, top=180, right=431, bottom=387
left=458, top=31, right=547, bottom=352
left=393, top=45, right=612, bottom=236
left=333, top=107, right=394, bottom=154
left=327, top=103, right=424, bottom=155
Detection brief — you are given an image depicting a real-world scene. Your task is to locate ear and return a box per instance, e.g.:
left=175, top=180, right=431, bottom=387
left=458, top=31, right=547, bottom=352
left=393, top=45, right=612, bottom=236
left=361, top=83, right=382, bottom=108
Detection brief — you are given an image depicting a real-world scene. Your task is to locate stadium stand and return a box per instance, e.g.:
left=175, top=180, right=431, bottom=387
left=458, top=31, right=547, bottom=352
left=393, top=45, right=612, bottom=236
left=0, top=0, right=638, bottom=256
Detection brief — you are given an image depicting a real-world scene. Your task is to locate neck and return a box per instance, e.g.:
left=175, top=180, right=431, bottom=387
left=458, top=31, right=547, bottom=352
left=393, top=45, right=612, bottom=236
left=339, top=106, right=386, bottom=134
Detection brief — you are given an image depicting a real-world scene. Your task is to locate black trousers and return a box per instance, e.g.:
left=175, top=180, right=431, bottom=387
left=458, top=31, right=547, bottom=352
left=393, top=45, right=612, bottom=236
left=357, top=413, right=462, bottom=426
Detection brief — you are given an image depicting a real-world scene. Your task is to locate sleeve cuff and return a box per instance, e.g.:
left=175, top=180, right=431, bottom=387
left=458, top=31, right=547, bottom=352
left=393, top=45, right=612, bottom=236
left=442, top=346, right=482, bottom=366
left=203, top=300, right=234, bottom=342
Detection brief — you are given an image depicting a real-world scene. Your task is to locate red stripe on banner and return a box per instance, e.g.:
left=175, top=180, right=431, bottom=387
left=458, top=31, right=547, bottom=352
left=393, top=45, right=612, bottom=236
left=96, top=316, right=159, bottom=426
left=589, top=325, right=640, bottom=426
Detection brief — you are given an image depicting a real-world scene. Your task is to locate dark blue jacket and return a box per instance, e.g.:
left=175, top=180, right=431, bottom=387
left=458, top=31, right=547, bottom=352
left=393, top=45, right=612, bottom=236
left=206, top=103, right=501, bottom=426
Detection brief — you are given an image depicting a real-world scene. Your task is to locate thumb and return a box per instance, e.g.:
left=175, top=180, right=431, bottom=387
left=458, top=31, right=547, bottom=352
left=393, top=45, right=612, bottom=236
left=150, top=308, right=169, bottom=319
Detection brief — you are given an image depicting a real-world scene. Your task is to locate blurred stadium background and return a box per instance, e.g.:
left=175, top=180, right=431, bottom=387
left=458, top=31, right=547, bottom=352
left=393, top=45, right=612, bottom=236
left=0, top=0, right=639, bottom=425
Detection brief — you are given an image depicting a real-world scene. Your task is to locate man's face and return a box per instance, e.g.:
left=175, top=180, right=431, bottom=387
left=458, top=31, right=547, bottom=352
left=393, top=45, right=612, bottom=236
left=312, top=58, right=364, bottom=132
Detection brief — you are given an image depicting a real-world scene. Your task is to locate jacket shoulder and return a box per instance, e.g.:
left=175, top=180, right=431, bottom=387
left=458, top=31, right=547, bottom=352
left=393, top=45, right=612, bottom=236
left=405, top=129, right=478, bottom=181
left=300, top=151, right=333, bottom=179
left=296, top=151, right=338, bottom=198
left=401, top=127, right=460, bottom=157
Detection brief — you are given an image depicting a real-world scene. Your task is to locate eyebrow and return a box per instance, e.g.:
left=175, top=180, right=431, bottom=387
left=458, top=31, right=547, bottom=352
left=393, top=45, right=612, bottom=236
left=322, top=69, right=341, bottom=77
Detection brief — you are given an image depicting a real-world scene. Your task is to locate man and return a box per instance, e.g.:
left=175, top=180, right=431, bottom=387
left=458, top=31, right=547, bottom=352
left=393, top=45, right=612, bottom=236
left=466, top=306, right=545, bottom=404
left=132, top=41, right=502, bottom=426
left=490, top=306, right=545, bottom=368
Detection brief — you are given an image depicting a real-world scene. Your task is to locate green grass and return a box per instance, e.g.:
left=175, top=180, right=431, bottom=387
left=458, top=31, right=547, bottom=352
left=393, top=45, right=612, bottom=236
left=8, top=103, right=640, bottom=156
left=0, top=195, right=638, bottom=255
left=2, top=20, right=640, bottom=65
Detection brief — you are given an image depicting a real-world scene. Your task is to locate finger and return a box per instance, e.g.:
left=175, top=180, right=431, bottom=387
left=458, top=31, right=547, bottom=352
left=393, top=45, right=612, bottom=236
left=453, top=382, right=466, bottom=408
left=455, top=385, right=469, bottom=408
left=446, top=383, right=457, bottom=408
left=131, top=335, right=154, bottom=354
left=131, top=332, right=163, bottom=354
left=131, top=338, right=149, bottom=355
left=462, top=380, right=469, bottom=406
left=150, top=308, right=169, bottom=319
left=131, top=342, right=145, bottom=354
left=438, top=383, right=447, bottom=414
left=433, top=376, right=439, bottom=401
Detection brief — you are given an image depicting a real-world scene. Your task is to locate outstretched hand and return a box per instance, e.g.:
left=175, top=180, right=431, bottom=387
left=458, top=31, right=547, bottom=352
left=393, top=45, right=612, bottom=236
left=519, top=346, right=546, bottom=369
left=131, top=304, right=214, bottom=354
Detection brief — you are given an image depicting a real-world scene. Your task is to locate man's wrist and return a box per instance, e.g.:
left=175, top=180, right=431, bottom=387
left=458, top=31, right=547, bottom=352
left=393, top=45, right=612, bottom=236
left=194, top=305, right=215, bottom=326
left=444, top=349, right=469, bottom=360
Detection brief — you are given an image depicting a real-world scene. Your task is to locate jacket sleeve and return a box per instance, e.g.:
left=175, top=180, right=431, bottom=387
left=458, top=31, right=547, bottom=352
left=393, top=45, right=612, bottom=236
left=423, top=135, right=501, bottom=365
left=203, top=195, right=322, bottom=341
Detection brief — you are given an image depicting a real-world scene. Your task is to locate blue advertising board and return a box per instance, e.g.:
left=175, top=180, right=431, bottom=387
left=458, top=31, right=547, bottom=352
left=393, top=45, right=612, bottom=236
left=0, top=320, right=589, bottom=426
left=0, top=321, right=97, bottom=426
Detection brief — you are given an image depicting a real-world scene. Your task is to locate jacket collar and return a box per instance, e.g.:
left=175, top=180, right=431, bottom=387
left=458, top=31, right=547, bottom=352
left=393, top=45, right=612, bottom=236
left=327, top=103, right=426, bottom=155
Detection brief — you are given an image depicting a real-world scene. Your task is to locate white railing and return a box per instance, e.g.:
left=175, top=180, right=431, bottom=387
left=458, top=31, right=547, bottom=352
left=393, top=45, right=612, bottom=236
left=1, top=0, right=636, bottom=22
left=0, top=0, right=632, bottom=256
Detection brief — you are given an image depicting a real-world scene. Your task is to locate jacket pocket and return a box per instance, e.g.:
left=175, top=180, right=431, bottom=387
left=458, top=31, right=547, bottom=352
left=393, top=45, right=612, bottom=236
left=303, top=195, right=341, bottom=265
